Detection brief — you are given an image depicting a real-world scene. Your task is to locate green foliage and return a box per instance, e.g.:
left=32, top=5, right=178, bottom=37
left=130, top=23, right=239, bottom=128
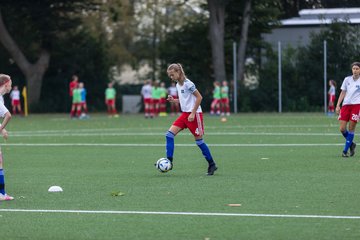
left=37, top=28, right=111, bottom=112
left=253, top=22, right=360, bottom=112
left=158, top=16, right=213, bottom=111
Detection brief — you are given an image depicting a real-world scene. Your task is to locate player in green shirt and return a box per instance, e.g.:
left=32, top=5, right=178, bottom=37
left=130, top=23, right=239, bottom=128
left=105, top=82, right=119, bottom=117
left=152, top=81, right=162, bottom=116
left=210, top=81, right=221, bottom=115
left=159, top=82, right=168, bottom=116
left=221, top=81, right=230, bottom=116
left=70, top=83, right=82, bottom=118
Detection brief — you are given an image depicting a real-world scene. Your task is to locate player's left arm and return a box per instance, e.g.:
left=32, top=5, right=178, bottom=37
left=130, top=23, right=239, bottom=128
left=188, top=90, right=202, bottom=122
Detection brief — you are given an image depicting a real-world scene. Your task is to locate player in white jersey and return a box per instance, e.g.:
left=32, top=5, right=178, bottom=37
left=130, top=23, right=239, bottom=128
left=0, top=74, right=14, bottom=201
left=141, top=80, right=153, bottom=118
left=165, top=63, right=217, bottom=175
left=336, top=62, right=360, bottom=157
left=10, top=85, right=22, bottom=115
left=328, top=80, right=336, bottom=114
left=167, top=82, right=179, bottom=115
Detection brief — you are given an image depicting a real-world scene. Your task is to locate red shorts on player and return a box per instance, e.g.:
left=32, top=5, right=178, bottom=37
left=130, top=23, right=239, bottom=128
left=12, top=99, right=20, bottom=106
left=328, top=94, right=335, bottom=103
left=338, top=104, right=360, bottom=122
left=172, top=112, right=204, bottom=137
left=106, top=99, right=115, bottom=106
left=143, top=98, right=152, bottom=104
left=160, top=98, right=166, bottom=104
left=221, top=98, right=229, bottom=104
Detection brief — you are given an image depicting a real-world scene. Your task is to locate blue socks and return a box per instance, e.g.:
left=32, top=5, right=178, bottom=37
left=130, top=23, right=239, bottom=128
left=343, top=131, right=354, bottom=153
left=342, top=130, right=349, bottom=139
left=165, top=131, right=175, bottom=161
left=196, top=139, right=214, bottom=164
left=0, top=169, right=5, bottom=195
left=166, top=131, right=215, bottom=165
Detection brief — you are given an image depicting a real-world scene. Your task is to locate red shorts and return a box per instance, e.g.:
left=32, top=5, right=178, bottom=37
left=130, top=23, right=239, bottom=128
left=221, top=98, right=229, bottom=104
left=338, top=104, right=360, bottom=122
left=143, top=98, right=152, bottom=104
left=160, top=98, right=166, bottom=104
left=106, top=99, right=115, bottom=106
left=173, top=112, right=204, bottom=137
left=12, top=99, right=20, bottom=106
left=328, top=94, right=335, bottom=103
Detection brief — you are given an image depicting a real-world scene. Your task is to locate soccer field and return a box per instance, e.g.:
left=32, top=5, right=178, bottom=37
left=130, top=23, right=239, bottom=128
left=1, top=113, right=360, bottom=240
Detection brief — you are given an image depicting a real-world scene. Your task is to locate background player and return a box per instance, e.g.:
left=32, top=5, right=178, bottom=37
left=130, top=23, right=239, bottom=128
left=328, top=79, right=336, bottom=115
left=210, top=81, right=221, bottom=115
left=105, top=82, right=119, bottom=118
left=168, top=82, right=179, bottom=116
left=220, top=80, right=230, bottom=116
left=141, top=80, right=152, bottom=118
left=10, top=85, right=22, bottom=115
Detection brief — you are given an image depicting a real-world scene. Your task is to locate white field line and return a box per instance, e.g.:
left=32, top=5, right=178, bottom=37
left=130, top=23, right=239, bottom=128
left=8, top=132, right=339, bottom=137
left=10, top=124, right=337, bottom=133
left=0, top=143, right=343, bottom=147
left=0, top=208, right=359, bottom=220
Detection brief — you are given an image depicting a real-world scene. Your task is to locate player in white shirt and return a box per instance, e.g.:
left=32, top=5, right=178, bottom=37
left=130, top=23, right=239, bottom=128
left=10, top=85, right=22, bottom=115
left=328, top=80, right=336, bottom=114
left=167, top=82, right=179, bottom=115
left=140, top=80, right=153, bottom=118
left=0, top=74, right=14, bottom=201
left=336, top=62, right=360, bottom=157
left=165, top=63, right=217, bottom=175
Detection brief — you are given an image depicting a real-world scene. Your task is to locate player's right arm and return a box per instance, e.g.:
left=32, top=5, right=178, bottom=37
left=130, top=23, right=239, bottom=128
left=336, top=90, right=346, bottom=115
left=167, top=95, right=179, bottom=104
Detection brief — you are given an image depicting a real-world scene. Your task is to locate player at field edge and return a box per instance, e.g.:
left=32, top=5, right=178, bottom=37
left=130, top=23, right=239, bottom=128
left=141, top=80, right=153, bottom=118
left=328, top=79, right=336, bottom=115
left=10, top=85, right=23, bottom=115
left=165, top=63, right=218, bottom=175
left=0, top=74, right=14, bottom=200
left=210, top=81, right=221, bottom=115
left=220, top=80, right=230, bottom=116
left=336, top=62, right=360, bottom=157
left=105, top=82, right=119, bottom=118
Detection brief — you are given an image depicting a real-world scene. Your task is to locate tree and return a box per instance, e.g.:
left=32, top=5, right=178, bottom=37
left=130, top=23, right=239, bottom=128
left=207, top=0, right=229, bottom=82
left=236, top=0, right=251, bottom=85
left=0, top=0, right=99, bottom=109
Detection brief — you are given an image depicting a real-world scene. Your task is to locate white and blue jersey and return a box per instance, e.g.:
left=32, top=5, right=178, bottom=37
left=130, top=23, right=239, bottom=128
left=0, top=96, right=9, bottom=117
left=340, top=75, right=360, bottom=105
left=176, top=79, right=202, bottom=113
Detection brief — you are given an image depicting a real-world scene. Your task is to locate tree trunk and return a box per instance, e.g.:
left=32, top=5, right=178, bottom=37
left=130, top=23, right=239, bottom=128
left=207, top=0, right=227, bottom=82
left=237, top=0, right=251, bottom=84
left=0, top=10, right=50, bottom=109
left=25, top=51, right=50, bottom=108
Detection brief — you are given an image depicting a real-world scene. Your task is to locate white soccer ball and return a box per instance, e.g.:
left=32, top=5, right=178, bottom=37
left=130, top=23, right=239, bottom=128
left=155, top=158, right=172, bottom=173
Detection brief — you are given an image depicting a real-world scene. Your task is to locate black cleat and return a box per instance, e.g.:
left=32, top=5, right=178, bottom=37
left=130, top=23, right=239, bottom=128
left=350, top=142, right=357, bottom=157
left=207, top=164, right=218, bottom=176
left=342, top=152, right=349, bottom=158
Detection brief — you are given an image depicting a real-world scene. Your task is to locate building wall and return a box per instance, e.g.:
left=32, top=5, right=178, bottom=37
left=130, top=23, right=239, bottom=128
left=262, top=26, right=323, bottom=48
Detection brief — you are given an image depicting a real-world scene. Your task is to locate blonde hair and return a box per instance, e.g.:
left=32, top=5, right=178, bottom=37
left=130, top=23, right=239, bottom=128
left=167, top=63, right=186, bottom=79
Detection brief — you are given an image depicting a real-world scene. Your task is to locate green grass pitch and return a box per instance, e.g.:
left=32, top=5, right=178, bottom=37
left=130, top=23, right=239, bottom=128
left=1, top=113, right=360, bottom=239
